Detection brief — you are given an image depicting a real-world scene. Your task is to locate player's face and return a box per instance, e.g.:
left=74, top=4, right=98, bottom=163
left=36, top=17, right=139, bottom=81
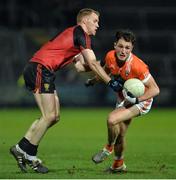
left=114, top=38, right=133, bottom=61
left=85, top=13, right=99, bottom=35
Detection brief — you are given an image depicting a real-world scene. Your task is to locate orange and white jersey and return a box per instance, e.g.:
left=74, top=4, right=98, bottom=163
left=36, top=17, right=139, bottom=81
left=105, top=50, right=153, bottom=115
left=105, top=50, right=151, bottom=82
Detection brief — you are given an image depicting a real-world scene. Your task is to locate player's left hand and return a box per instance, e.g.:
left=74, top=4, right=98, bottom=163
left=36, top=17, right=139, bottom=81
left=107, top=79, right=123, bottom=92
left=122, top=89, right=139, bottom=104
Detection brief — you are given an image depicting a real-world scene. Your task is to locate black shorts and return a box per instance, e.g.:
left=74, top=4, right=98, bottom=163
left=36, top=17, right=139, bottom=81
left=23, top=62, right=56, bottom=93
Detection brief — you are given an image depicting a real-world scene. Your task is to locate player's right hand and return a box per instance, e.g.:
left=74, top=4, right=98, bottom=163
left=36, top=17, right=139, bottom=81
left=85, top=79, right=95, bottom=87
left=122, top=89, right=139, bottom=104
left=107, top=79, right=123, bottom=92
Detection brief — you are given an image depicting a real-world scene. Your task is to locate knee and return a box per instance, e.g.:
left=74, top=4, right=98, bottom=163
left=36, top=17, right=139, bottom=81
left=46, top=113, right=60, bottom=127
left=107, top=113, right=118, bottom=127
left=51, top=114, right=60, bottom=126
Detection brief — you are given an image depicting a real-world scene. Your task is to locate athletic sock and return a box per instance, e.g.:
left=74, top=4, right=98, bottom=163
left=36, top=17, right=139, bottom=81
left=114, top=155, right=124, bottom=160
left=18, top=137, right=38, bottom=156
left=16, top=144, right=37, bottom=161
left=112, top=159, right=124, bottom=168
left=104, top=144, right=113, bottom=153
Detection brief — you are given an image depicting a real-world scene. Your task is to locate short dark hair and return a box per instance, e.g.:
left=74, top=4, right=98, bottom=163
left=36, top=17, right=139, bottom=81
left=115, top=30, right=136, bottom=45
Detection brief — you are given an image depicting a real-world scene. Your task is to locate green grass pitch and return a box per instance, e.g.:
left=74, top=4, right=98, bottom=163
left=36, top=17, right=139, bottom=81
left=0, top=107, right=176, bottom=179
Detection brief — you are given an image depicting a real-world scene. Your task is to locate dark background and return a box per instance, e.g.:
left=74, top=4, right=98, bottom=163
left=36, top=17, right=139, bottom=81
left=0, top=0, right=176, bottom=107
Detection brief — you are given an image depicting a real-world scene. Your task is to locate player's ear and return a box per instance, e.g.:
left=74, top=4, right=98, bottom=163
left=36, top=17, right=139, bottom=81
left=83, top=16, right=89, bottom=24
left=114, top=42, right=117, bottom=48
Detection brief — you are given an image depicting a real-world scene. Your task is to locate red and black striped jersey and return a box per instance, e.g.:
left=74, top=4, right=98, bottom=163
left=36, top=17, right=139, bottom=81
left=30, top=25, right=91, bottom=71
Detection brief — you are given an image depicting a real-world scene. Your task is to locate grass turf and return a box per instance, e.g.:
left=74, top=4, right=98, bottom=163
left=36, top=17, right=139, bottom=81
left=0, top=107, right=176, bottom=179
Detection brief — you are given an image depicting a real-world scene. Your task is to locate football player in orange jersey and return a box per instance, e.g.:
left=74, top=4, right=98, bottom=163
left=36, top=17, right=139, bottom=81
left=84, top=29, right=160, bottom=172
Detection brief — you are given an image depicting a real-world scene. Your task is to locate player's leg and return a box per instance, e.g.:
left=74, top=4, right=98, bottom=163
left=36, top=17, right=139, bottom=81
left=92, top=105, right=139, bottom=164
left=10, top=62, right=58, bottom=173
left=25, top=91, right=59, bottom=145
left=114, top=121, right=131, bottom=158
left=24, top=90, right=60, bottom=138
left=25, top=91, right=59, bottom=172
left=107, top=105, right=139, bottom=144
left=49, top=90, right=60, bottom=127
left=92, top=122, right=121, bottom=164
left=110, top=120, right=131, bottom=172
left=92, top=114, right=120, bottom=164
left=12, top=92, right=59, bottom=173
left=107, top=119, right=120, bottom=146
left=23, top=93, right=45, bottom=143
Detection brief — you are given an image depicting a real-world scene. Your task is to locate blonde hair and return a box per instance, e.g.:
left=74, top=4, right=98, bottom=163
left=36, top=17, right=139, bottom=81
left=77, top=8, right=100, bottom=23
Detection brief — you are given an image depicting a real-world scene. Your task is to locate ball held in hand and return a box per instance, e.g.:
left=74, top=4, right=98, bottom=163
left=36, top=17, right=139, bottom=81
left=123, top=78, right=145, bottom=97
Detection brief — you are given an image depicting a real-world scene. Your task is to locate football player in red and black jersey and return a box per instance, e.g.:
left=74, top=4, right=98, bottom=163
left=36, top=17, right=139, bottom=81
left=10, top=8, right=121, bottom=173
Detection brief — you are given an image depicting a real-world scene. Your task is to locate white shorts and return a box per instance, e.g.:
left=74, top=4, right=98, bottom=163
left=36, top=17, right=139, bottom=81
left=116, top=98, right=153, bottom=115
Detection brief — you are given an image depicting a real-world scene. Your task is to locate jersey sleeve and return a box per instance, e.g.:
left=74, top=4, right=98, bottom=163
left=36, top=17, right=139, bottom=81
left=134, top=60, right=150, bottom=82
left=73, top=26, right=91, bottom=50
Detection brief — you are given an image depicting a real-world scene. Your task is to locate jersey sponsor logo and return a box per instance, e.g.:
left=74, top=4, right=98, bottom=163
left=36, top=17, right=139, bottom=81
left=125, top=70, right=130, bottom=77
left=44, top=83, right=50, bottom=91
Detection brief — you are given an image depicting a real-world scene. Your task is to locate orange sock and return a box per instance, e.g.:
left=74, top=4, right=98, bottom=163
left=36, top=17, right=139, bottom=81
left=105, top=144, right=113, bottom=152
left=112, top=159, right=124, bottom=168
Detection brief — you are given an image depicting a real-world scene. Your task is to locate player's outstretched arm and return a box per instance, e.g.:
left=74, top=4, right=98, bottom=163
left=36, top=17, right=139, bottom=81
left=85, top=64, right=111, bottom=87
left=81, top=49, right=111, bottom=83
left=85, top=76, right=100, bottom=87
left=81, top=49, right=123, bottom=92
left=73, top=53, right=91, bottom=72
